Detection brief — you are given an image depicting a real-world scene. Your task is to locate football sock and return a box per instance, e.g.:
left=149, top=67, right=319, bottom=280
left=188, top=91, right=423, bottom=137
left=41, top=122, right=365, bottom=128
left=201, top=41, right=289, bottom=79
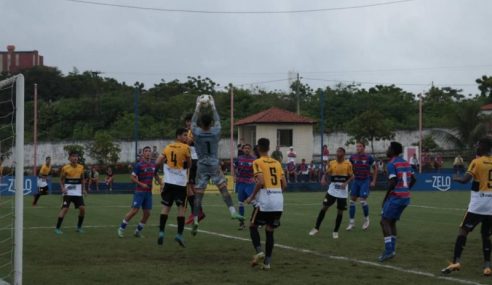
left=136, top=222, right=145, bottom=232
left=193, top=193, right=204, bottom=217
left=315, top=209, right=326, bottom=230
left=384, top=236, right=393, bottom=253
left=334, top=213, right=343, bottom=232
left=120, top=219, right=128, bottom=230
left=265, top=231, right=274, bottom=262
left=159, top=214, right=168, bottom=232
left=482, top=235, right=491, bottom=262
left=453, top=235, right=467, bottom=263
left=349, top=201, right=356, bottom=219
left=177, top=216, right=185, bottom=235
left=238, top=201, right=245, bottom=216
left=249, top=226, right=262, bottom=253
left=361, top=200, right=369, bottom=217
left=56, top=217, right=64, bottom=229
left=391, top=235, right=397, bottom=251
left=219, top=186, right=234, bottom=208
left=77, top=215, right=84, bottom=228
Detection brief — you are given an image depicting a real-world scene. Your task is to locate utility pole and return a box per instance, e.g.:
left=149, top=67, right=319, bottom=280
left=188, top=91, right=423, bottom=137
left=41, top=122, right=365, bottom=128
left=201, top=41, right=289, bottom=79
left=33, top=83, right=38, bottom=176
left=296, top=73, right=300, bottom=114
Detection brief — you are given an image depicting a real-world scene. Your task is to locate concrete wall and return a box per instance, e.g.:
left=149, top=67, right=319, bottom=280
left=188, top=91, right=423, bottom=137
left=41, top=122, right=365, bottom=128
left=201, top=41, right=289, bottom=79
left=4, top=129, right=455, bottom=167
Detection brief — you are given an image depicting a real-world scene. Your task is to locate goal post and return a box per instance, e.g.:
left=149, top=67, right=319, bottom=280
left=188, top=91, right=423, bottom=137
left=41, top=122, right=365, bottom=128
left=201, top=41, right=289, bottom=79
left=0, top=74, right=25, bottom=285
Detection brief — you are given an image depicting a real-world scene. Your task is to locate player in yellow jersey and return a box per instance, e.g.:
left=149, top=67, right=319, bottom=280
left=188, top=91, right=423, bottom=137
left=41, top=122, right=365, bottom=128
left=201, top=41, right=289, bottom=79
left=442, top=137, right=492, bottom=276
left=155, top=128, right=191, bottom=247
left=309, top=147, right=354, bottom=239
left=245, top=138, right=286, bottom=270
left=55, top=151, right=87, bottom=235
left=184, top=113, right=206, bottom=225
left=32, top=156, right=53, bottom=206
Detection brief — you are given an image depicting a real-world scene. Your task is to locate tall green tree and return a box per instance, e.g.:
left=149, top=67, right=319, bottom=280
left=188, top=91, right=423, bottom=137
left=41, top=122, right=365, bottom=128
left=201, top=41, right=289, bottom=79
left=345, top=110, right=395, bottom=153
left=86, top=132, right=121, bottom=165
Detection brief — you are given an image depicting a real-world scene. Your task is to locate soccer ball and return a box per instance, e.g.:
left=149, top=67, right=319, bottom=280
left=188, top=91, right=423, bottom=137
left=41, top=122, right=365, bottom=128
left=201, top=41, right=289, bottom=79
left=198, top=94, right=212, bottom=108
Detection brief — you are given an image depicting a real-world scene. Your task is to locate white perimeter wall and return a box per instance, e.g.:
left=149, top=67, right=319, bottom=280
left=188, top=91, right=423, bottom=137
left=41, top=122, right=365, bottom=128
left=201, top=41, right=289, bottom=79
left=6, top=129, right=454, bottom=167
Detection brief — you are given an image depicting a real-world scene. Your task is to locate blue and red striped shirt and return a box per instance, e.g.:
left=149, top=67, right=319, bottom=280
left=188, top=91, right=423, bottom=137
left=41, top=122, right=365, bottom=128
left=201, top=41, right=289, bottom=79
left=349, top=153, right=375, bottom=180
left=132, top=160, right=156, bottom=192
left=234, top=155, right=255, bottom=184
left=387, top=156, right=412, bottom=198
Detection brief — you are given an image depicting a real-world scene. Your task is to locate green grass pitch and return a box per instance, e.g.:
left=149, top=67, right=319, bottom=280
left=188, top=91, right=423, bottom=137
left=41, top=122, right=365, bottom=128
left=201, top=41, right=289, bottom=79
left=15, top=191, right=491, bottom=285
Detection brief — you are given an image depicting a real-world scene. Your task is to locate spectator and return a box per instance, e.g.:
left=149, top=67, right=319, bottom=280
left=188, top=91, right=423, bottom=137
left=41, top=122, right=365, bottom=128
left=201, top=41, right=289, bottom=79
left=298, top=158, right=309, bottom=183
left=322, top=144, right=329, bottom=167
left=453, top=154, right=465, bottom=174
left=271, top=145, right=283, bottom=163
left=434, top=153, right=443, bottom=172
left=410, top=153, right=419, bottom=172
left=88, top=165, right=100, bottom=192
left=287, top=146, right=297, bottom=164
left=237, top=138, right=245, bottom=157
left=105, top=166, right=114, bottom=192
left=308, top=160, right=320, bottom=182
left=287, top=161, right=297, bottom=183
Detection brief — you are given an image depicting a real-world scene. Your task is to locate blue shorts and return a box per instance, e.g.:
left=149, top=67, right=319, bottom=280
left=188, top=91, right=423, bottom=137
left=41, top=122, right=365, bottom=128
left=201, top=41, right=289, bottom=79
left=351, top=179, right=370, bottom=198
left=236, top=183, right=255, bottom=202
left=382, top=196, right=410, bottom=220
left=131, top=191, right=153, bottom=210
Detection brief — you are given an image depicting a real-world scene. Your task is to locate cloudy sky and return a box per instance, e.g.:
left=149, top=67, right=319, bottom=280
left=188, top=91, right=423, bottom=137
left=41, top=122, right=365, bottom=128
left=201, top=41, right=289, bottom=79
left=2, top=0, right=491, bottom=95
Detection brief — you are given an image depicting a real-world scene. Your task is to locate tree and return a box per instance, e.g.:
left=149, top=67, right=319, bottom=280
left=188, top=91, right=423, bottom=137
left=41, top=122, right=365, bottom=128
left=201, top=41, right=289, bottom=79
left=432, top=100, right=490, bottom=151
left=476, top=75, right=492, bottom=101
left=345, top=110, right=395, bottom=153
left=63, top=144, right=86, bottom=164
left=86, top=132, right=121, bottom=165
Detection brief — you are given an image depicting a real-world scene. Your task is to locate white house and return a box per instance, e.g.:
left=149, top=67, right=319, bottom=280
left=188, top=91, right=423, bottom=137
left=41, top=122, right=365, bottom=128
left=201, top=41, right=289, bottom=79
left=235, top=107, right=316, bottom=163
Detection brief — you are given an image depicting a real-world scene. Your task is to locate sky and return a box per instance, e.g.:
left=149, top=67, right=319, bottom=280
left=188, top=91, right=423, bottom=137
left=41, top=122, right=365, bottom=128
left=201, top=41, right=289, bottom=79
left=1, top=0, right=491, bottom=95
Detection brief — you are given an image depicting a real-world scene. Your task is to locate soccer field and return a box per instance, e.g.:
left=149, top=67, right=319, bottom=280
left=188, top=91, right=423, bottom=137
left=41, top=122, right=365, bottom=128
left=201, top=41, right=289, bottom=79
left=22, top=191, right=489, bottom=285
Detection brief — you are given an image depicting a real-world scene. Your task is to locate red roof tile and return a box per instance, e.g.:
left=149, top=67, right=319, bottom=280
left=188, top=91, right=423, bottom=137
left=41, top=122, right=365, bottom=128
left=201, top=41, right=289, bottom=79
left=481, top=104, right=492, bottom=111
left=235, top=107, right=316, bottom=126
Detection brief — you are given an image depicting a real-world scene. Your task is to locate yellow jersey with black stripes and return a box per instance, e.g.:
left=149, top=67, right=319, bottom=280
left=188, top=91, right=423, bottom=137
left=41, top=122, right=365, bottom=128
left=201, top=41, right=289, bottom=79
left=39, top=163, right=51, bottom=177
left=466, top=155, right=492, bottom=214
left=162, top=141, right=190, bottom=186
left=326, top=159, right=353, bottom=198
left=61, top=163, right=84, bottom=196
left=253, top=156, right=284, bottom=212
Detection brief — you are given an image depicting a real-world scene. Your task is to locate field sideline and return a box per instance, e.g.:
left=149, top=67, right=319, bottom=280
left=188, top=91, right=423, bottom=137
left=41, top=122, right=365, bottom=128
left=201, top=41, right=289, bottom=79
left=14, top=191, right=492, bottom=284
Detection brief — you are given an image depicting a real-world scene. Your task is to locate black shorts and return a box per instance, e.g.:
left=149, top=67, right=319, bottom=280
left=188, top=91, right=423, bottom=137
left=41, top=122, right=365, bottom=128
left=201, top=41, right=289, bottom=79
left=38, top=186, right=49, bottom=195
left=250, top=207, right=282, bottom=228
left=161, top=183, right=187, bottom=207
left=460, top=212, right=492, bottom=234
left=61, top=196, right=85, bottom=209
left=323, top=193, right=347, bottom=211
left=188, top=159, right=197, bottom=184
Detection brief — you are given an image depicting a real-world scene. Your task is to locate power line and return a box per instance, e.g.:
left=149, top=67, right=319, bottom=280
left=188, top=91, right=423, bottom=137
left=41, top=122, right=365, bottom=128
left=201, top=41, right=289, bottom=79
left=65, top=0, right=414, bottom=15
left=303, top=77, right=477, bottom=87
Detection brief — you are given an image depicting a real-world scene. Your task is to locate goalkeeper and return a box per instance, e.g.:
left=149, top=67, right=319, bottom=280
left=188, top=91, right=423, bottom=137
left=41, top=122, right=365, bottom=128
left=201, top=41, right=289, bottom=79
left=190, top=95, right=244, bottom=236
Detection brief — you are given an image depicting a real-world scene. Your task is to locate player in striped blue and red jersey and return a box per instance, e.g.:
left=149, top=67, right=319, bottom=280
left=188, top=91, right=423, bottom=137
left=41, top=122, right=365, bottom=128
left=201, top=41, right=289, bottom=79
left=234, top=144, right=256, bottom=230
left=347, top=142, right=377, bottom=231
left=117, top=146, right=158, bottom=238
left=379, top=141, right=416, bottom=262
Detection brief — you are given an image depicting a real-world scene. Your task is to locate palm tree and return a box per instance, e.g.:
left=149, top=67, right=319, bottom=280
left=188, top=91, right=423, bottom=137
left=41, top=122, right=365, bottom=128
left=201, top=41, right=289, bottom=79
left=432, top=100, right=490, bottom=154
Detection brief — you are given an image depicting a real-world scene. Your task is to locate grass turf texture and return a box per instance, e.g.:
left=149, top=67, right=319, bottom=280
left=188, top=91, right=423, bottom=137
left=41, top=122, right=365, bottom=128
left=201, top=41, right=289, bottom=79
left=22, top=191, right=489, bottom=285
